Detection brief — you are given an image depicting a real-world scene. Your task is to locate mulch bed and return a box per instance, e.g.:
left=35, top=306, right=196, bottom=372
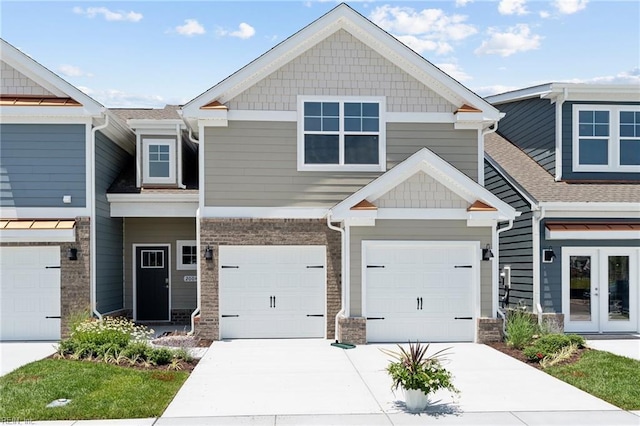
left=485, top=341, right=589, bottom=370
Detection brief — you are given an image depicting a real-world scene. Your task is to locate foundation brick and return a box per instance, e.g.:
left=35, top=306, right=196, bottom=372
left=338, top=316, right=366, bottom=345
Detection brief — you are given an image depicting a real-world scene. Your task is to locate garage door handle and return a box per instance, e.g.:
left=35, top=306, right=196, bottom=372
left=46, top=316, right=61, bottom=319
left=46, top=266, right=61, bottom=269
left=366, top=317, right=385, bottom=320
left=367, top=265, right=385, bottom=268
left=306, top=265, right=324, bottom=269
left=454, top=265, right=472, bottom=269
left=221, top=265, right=239, bottom=269
left=454, top=317, right=473, bottom=320
left=221, top=315, right=239, bottom=318
left=306, top=314, right=324, bottom=317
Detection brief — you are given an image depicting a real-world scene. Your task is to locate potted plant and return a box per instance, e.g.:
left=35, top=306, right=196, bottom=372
left=381, top=341, right=459, bottom=412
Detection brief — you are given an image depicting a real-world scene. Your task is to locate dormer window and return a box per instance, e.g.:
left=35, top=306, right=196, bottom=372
left=573, top=105, right=640, bottom=172
left=143, top=139, right=176, bottom=185
left=297, top=96, right=385, bottom=172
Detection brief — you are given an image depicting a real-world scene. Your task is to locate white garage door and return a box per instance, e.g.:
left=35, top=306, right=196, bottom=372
left=219, top=245, right=326, bottom=339
left=0, top=246, right=61, bottom=341
left=364, top=241, right=477, bottom=343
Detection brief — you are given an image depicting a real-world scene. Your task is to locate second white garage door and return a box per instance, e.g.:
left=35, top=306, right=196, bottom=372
left=364, top=241, right=477, bottom=343
left=219, top=245, right=326, bottom=339
left=0, top=246, right=61, bottom=341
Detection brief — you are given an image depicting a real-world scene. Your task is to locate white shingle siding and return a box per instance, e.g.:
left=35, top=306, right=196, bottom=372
left=376, top=172, right=469, bottom=209
left=227, top=30, right=454, bottom=113
left=1, top=61, right=55, bottom=96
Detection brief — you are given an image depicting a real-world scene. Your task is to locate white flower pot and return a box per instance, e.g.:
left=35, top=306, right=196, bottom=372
left=404, top=388, right=428, bottom=412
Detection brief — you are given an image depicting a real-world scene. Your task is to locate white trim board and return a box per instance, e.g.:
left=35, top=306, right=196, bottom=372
left=0, top=228, right=75, bottom=243
left=545, top=229, right=640, bottom=240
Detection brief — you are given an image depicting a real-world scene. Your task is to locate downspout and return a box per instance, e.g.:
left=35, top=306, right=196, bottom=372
left=90, top=112, right=110, bottom=320
left=479, top=121, right=499, bottom=185
left=554, top=88, right=567, bottom=181
left=326, top=212, right=345, bottom=342
left=532, top=206, right=546, bottom=320
left=177, top=124, right=186, bottom=189
left=495, top=219, right=514, bottom=336
left=188, top=128, right=200, bottom=334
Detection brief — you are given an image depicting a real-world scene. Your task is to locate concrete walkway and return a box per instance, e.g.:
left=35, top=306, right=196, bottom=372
left=586, top=338, right=640, bottom=360
left=0, top=341, right=57, bottom=376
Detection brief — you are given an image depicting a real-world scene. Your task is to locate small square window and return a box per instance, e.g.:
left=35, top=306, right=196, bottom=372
left=177, top=240, right=197, bottom=270
left=143, top=139, right=175, bottom=185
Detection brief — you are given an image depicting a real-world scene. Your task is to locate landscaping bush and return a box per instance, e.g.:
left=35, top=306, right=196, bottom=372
left=523, top=334, right=585, bottom=361
left=505, top=309, right=539, bottom=349
left=148, top=348, right=174, bottom=365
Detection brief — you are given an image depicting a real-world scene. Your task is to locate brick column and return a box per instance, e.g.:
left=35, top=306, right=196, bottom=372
left=60, top=217, right=91, bottom=338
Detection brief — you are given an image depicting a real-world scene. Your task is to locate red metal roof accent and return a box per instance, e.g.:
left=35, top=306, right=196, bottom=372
left=351, top=200, right=378, bottom=210
left=0, top=96, right=82, bottom=106
left=200, top=100, right=228, bottom=110
left=467, top=200, right=497, bottom=211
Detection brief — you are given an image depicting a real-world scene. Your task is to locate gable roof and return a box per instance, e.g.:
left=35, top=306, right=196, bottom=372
left=485, top=132, right=640, bottom=205
left=182, top=3, right=500, bottom=122
left=1, top=38, right=104, bottom=116
left=332, top=147, right=516, bottom=220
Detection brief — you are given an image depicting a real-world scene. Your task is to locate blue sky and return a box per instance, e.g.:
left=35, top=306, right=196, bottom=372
left=2, top=1, right=638, bottom=108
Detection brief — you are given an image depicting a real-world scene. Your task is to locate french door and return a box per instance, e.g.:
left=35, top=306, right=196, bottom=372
left=562, top=248, right=638, bottom=333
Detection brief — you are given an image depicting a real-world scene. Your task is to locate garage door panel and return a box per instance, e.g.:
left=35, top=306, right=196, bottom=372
left=1, top=246, right=61, bottom=341
left=220, top=245, right=326, bottom=339
left=365, top=242, right=476, bottom=343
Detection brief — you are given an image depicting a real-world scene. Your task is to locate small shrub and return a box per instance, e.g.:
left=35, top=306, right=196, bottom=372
left=122, top=341, right=152, bottom=360
left=173, top=348, right=193, bottom=363
left=505, top=309, right=538, bottom=349
left=523, top=334, right=585, bottom=361
left=148, top=348, right=174, bottom=365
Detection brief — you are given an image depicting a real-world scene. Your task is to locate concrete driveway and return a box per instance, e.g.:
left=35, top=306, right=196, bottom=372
left=1, top=341, right=58, bottom=376
left=160, top=339, right=638, bottom=425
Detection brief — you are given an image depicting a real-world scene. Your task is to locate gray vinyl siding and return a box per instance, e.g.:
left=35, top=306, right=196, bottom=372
left=204, top=121, right=477, bottom=207
left=484, top=160, right=534, bottom=309
left=95, top=131, right=130, bottom=313
left=349, top=220, right=492, bottom=317
left=123, top=218, right=197, bottom=311
left=539, top=218, right=640, bottom=314
left=494, top=98, right=556, bottom=175
left=562, top=101, right=640, bottom=181
left=0, top=124, right=86, bottom=207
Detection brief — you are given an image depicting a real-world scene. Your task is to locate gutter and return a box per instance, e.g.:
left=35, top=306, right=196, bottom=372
left=326, top=212, right=345, bottom=343
left=189, top=207, right=201, bottom=335
left=532, top=205, right=546, bottom=315
left=90, top=112, right=110, bottom=320
left=479, top=121, right=499, bottom=186
left=495, top=219, right=514, bottom=336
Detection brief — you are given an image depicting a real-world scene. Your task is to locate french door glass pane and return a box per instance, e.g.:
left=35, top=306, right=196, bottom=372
left=569, top=255, right=591, bottom=321
left=608, top=256, right=630, bottom=321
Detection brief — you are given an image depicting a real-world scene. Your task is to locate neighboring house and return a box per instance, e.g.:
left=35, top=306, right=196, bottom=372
left=484, top=83, right=640, bottom=334
left=177, top=4, right=516, bottom=343
left=0, top=39, right=134, bottom=340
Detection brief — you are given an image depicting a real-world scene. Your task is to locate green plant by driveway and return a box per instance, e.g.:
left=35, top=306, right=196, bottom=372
left=381, top=341, right=459, bottom=397
left=505, top=309, right=539, bottom=349
left=523, top=333, right=585, bottom=362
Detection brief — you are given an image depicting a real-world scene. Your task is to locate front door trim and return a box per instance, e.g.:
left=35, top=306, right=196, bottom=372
left=133, top=243, right=171, bottom=322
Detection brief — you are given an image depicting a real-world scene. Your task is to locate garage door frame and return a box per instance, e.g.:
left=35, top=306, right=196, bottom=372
left=218, top=245, right=327, bottom=339
left=361, top=240, right=480, bottom=342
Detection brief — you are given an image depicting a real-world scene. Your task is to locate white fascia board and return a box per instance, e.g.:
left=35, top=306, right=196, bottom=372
left=200, top=207, right=328, bottom=219
left=1, top=40, right=104, bottom=115
left=107, top=193, right=199, bottom=203
left=182, top=4, right=498, bottom=119
left=484, top=84, right=553, bottom=105
left=545, top=228, right=640, bottom=240
left=0, top=229, right=76, bottom=243
left=110, top=202, right=197, bottom=217
left=544, top=210, right=640, bottom=219
left=0, top=207, right=90, bottom=219
left=540, top=202, right=640, bottom=213
left=545, top=83, right=640, bottom=102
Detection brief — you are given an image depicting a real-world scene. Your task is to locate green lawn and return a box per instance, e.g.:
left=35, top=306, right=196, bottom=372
left=0, top=359, right=188, bottom=420
left=545, top=350, right=640, bottom=410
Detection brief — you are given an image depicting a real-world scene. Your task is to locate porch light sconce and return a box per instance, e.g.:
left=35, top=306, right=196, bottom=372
left=543, top=247, right=556, bottom=263
left=482, top=244, right=494, bottom=261
left=204, top=245, right=214, bottom=261
left=67, top=248, right=78, bottom=261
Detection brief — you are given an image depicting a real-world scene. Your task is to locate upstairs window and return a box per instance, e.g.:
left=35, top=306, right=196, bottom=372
left=143, top=139, right=176, bottom=184
left=573, top=105, right=640, bottom=172
left=298, top=97, right=385, bottom=171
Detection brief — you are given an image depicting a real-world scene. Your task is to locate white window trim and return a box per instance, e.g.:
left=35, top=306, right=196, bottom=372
left=297, top=95, right=386, bottom=172
left=176, top=240, right=197, bottom=270
left=142, top=138, right=176, bottom=184
left=573, top=104, right=640, bottom=173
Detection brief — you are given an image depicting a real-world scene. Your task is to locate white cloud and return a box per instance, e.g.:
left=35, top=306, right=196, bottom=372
left=217, top=22, right=256, bottom=40
left=565, top=68, right=640, bottom=85
left=552, top=0, right=588, bottom=15
left=73, top=6, right=142, bottom=22
left=455, top=0, right=473, bottom=7
left=498, top=0, right=528, bottom=15
left=369, top=5, right=476, bottom=56
left=475, top=24, right=542, bottom=57
left=175, top=19, right=206, bottom=37
left=58, top=64, right=93, bottom=78
left=539, top=10, right=551, bottom=18
left=435, top=63, right=472, bottom=82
